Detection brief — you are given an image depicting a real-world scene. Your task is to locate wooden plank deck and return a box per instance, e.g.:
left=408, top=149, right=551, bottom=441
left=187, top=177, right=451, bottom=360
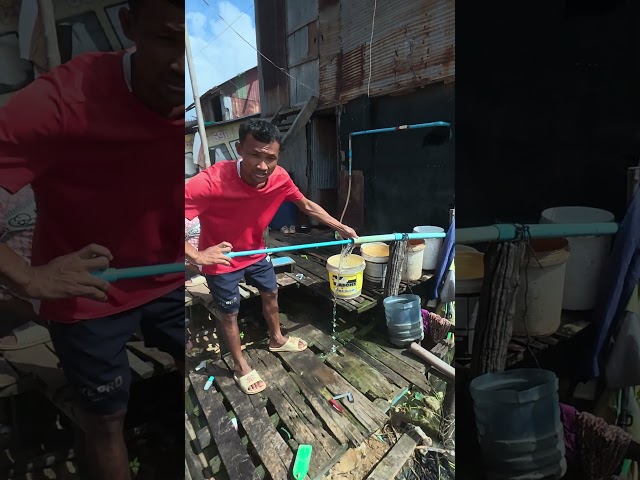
left=185, top=313, right=450, bottom=480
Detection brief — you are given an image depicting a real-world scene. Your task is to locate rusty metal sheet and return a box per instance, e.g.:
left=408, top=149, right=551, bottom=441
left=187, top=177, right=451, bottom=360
left=319, top=0, right=454, bottom=105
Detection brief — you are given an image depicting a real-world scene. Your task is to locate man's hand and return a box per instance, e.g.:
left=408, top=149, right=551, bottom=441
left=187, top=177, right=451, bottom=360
left=336, top=224, right=358, bottom=240
left=195, top=242, right=233, bottom=267
left=22, top=244, right=113, bottom=301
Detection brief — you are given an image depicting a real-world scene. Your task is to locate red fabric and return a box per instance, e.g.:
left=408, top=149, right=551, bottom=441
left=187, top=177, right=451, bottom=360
left=0, top=51, right=184, bottom=322
left=185, top=160, right=303, bottom=275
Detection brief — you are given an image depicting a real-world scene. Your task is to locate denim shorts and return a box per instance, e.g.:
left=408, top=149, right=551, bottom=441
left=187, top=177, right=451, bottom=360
left=48, top=288, right=184, bottom=415
left=205, top=257, right=277, bottom=314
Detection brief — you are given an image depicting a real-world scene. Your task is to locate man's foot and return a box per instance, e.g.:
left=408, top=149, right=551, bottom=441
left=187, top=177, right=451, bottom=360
left=234, top=363, right=266, bottom=393
left=269, top=335, right=307, bottom=352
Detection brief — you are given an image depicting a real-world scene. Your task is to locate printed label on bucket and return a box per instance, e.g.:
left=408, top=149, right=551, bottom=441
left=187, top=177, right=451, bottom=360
left=329, top=273, right=363, bottom=299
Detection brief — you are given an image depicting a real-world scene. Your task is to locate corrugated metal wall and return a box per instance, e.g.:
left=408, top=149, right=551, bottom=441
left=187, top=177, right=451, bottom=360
left=285, top=0, right=320, bottom=107
left=319, top=0, right=454, bottom=105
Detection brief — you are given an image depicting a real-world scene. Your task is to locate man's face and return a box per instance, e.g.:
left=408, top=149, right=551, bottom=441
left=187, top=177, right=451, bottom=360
left=236, top=134, right=281, bottom=187
left=120, top=1, right=184, bottom=108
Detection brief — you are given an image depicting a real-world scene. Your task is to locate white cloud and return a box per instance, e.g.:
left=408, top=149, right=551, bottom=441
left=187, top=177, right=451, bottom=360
left=185, top=1, right=257, bottom=118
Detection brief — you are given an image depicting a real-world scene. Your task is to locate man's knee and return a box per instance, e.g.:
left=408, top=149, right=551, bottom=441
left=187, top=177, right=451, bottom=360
left=83, top=409, right=127, bottom=437
left=261, top=290, right=278, bottom=302
left=219, top=311, right=239, bottom=324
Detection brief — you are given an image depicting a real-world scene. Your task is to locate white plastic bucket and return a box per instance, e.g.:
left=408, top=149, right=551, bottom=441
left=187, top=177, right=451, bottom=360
left=470, top=369, right=566, bottom=480
left=401, top=240, right=426, bottom=281
left=360, top=242, right=389, bottom=287
left=513, top=238, right=570, bottom=337
left=413, top=225, right=445, bottom=270
left=540, top=206, right=614, bottom=311
left=326, top=254, right=366, bottom=299
left=455, top=251, right=484, bottom=355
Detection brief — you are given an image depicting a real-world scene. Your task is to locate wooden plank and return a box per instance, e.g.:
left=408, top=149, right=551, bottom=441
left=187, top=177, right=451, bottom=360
left=281, top=95, right=318, bottom=150
left=187, top=283, right=214, bottom=305
left=350, top=339, right=432, bottom=394
left=185, top=290, right=194, bottom=306
left=276, top=272, right=298, bottom=287
left=127, top=341, right=175, bottom=371
left=275, top=349, right=388, bottom=435
left=371, top=337, right=428, bottom=375
left=341, top=343, right=409, bottom=392
left=284, top=363, right=366, bottom=446
left=241, top=283, right=260, bottom=297
left=298, top=325, right=402, bottom=401
left=189, top=372, right=260, bottom=480
left=209, top=360, right=295, bottom=480
left=185, top=429, right=206, bottom=480
left=240, top=350, right=335, bottom=475
left=237, top=285, right=251, bottom=300
left=3, top=344, right=67, bottom=392
left=366, top=433, right=418, bottom=480
left=126, top=350, right=155, bottom=379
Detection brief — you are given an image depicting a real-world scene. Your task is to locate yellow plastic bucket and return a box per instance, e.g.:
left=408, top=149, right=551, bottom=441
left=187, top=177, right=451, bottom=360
left=326, top=254, right=366, bottom=299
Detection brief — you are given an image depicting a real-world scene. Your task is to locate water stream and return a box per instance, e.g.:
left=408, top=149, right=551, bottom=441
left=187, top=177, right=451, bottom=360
left=330, top=243, right=354, bottom=354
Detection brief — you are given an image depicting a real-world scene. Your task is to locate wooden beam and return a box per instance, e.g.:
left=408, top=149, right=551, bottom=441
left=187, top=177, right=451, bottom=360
left=366, top=433, right=418, bottom=480
left=280, top=95, right=318, bottom=150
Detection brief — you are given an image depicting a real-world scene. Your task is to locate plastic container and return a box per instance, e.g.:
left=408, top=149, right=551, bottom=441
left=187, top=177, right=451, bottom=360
left=383, top=295, right=423, bottom=345
left=413, top=225, right=445, bottom=270
left=326, top=254, right=366, bottom=299
left=360, top=242, right=390, bottom=287
left=470, top=369, right=566, bottom=480
left=540, top=206, right=614, bottom=311
left=513, top=238, right=570, bottom=337
left=401, top=240, right=426, bottom=281
left=455, top=251, right=484, bottom=356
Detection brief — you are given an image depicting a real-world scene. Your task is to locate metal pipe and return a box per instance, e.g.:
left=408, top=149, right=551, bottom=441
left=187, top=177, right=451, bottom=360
left=456, top=222, right=619, bottom=245
left=347, top=121, right=451, bottom=176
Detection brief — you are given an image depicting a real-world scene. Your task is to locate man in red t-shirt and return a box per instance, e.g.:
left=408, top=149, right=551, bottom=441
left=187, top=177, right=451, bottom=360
left=185, top=118, right=357, bottom=395
left=0, top=1, right=184, bottom=479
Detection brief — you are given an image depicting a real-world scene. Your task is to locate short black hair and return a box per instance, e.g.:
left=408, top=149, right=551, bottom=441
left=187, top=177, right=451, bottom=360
left=239, top=119, right=283, bottom=145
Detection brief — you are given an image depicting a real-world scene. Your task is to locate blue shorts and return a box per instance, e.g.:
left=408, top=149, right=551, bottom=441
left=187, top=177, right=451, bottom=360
left=206, top=257, right=277, bottom=314
left=48, top=288, right=184, bottom=415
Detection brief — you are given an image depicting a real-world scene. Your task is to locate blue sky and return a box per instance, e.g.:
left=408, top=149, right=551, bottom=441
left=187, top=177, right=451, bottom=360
left=185, top=0, right=257, bottom=119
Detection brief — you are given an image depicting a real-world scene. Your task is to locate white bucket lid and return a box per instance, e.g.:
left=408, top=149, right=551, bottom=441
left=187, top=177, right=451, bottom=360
left=540, top=206, right=614, bottom=224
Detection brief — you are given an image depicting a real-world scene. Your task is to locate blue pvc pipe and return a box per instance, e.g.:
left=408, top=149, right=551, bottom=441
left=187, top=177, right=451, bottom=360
left=348, top=121, right=451, bottom=175
left=92, top=231, right=448, bottom=279
left=93, top=263, right=185, bottom=281
left=226, top=231, right=446, bottom=258
left=456, top=222, right=619, bottom=245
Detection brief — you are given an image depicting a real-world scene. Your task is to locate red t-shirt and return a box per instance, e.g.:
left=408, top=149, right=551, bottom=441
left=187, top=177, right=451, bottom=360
left=0, top=51, right=184, bottom=322
left=185, top=160, right=304, bottom=275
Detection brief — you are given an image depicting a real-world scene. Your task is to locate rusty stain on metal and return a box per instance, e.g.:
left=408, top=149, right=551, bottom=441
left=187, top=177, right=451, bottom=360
left=318, top=0, right=454, bottom=105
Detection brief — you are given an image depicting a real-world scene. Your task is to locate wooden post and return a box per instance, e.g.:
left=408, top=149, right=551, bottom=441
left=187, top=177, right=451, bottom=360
left=37, top=0, right=60, bottom=69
